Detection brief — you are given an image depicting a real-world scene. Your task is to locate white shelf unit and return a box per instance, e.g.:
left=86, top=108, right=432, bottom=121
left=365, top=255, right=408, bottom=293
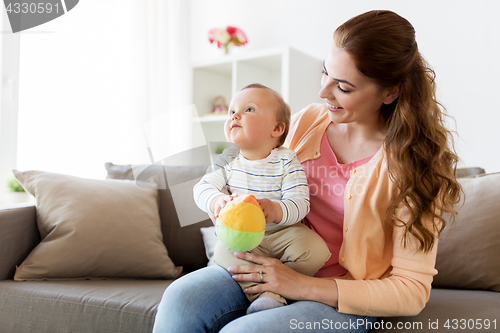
left=191, top=45, right=324, bottom=152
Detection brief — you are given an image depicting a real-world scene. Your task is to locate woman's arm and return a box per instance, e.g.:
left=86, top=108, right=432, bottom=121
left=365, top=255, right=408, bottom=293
left=228, top=251, right=339, bottom=308
left=334, top=213, right=439, bottom=317
left=229, top=214, right=439, bottom=317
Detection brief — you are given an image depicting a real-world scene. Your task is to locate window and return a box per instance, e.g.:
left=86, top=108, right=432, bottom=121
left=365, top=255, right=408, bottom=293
left=16, top=0, right=191, bottom=180
left=0, top=8, right=20, bottom=195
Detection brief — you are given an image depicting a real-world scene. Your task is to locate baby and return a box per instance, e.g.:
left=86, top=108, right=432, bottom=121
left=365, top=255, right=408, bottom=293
left=194, top=83, right=330, bottom=314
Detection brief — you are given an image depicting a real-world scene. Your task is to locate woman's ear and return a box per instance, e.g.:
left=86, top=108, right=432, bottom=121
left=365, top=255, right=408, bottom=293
left=383, top=84, right=401, bottom=105
left=271, top=122, right=286, bottom=138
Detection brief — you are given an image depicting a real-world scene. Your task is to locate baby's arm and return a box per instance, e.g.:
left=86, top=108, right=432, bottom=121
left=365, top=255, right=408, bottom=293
left=256, top=198, right=283, bottom=224
left=193, top=170, right=226, bottom=216
left=274, top=153, right=310, bottom=226
left=193, top=145, right=239, bottom=216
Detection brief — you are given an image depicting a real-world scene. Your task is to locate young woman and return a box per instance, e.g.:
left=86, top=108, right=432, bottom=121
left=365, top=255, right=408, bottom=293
left=152, top=10, right=461, bottom=333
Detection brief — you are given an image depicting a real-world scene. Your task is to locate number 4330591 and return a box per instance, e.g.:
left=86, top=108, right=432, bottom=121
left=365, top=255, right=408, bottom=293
left=6, top=2, right=60, bottom=14
left=444, top=319, right=496, bottom=330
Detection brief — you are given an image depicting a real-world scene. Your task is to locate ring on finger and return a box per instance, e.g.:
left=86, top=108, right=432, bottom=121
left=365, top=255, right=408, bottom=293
left=259, top=270, right=263, bottom=283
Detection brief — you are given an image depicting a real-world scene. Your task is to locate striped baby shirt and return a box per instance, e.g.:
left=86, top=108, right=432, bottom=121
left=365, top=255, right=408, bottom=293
left=193, top=145, right=310, bottom=230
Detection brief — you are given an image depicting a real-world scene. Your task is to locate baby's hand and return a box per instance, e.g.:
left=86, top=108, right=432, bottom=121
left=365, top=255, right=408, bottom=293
left=256, top=198, right=283, bottom=224
left=212, top=194, right=238, bottom=217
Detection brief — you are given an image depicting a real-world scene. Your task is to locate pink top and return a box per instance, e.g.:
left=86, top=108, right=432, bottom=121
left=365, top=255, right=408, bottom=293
left=302, top=132, right=374, bottom=277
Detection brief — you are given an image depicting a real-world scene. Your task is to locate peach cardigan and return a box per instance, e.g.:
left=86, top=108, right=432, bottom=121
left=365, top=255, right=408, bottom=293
left=285, top=103, right=439, bottom=317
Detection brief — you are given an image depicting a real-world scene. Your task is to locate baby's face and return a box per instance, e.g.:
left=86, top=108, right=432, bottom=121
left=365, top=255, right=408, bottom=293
left=224, top=88, right=280, bottom=151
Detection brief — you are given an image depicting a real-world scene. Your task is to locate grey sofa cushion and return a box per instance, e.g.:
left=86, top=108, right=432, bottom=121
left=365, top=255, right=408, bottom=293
left=0, top=279, right=173, bottom=333
left=105, top=163, right=214, bottom=272
left=456, top=167, right=485, bottom=178
left=434, top=172, right=500, bottom=291
left=372, top=289, right=500, bottom=333
left=0, top=205, right=39, bottom=280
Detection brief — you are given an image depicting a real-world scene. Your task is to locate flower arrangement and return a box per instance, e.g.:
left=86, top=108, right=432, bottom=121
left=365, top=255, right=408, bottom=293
left=208, top=26, right=247, bottom=54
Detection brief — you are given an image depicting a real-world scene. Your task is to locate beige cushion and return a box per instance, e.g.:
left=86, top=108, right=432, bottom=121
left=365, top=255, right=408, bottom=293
left=104, top=162, right=214, bottom=272
left=13, top=170, right=182, bottom=281
left=434, top=172, right=500, bottom=291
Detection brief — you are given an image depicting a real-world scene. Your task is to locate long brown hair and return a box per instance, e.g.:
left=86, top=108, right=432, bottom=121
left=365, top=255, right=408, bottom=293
left=334, top=10, right=462, bottom=252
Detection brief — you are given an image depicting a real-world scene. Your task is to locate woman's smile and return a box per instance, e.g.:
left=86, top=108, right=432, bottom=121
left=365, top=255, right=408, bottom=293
left=327, top=102, right=344, bottom=112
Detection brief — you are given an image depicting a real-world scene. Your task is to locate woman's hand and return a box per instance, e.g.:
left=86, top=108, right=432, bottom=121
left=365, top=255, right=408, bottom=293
left=256, top=198, right=283, bottom=224
left=228, top=251, right=339, bottom=308
left=228, top=251, right=309, bottom=301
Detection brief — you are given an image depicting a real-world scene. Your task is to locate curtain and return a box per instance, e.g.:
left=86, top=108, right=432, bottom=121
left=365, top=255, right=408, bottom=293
left=16, top=0, right=191, bottom=179
left=130, top=0, right=194, bottom=169
left=0, top=9, right=21, bottom=195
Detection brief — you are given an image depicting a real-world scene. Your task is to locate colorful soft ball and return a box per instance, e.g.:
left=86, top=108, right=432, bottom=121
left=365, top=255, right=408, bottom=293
left=216, top=194, right=266, bottom=252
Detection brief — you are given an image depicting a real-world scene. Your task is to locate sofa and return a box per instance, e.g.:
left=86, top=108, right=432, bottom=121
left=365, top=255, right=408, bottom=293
left=0, top=164, right=499, bottom=333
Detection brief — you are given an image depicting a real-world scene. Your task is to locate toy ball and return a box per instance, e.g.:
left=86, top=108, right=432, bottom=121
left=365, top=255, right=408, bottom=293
left=217, top=194, right=266, bottom=252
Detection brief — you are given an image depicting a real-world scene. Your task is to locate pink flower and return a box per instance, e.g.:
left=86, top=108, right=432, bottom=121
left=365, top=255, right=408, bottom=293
left=208, top=28, right=218, bottom=43
left=208, top=26, right=247, bottom=53
left=233, top=28, right=247, bottom=46
left=226, top=26, right=237, bottom=36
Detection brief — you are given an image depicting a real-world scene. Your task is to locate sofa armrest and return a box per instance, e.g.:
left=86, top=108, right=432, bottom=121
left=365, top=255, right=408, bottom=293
left=0, top=204, right=40, bottom=280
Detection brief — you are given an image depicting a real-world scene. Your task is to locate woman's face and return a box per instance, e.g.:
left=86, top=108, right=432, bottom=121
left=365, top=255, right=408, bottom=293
left=319, top=44, right=394, bottom=125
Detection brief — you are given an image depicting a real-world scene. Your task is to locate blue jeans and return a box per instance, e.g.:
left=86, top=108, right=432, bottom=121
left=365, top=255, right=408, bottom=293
left=152, top=265, right=377, bottom=333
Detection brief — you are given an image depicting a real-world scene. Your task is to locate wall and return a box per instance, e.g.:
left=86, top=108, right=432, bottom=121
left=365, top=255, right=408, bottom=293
left=189, top=0, right=500, bottom=173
